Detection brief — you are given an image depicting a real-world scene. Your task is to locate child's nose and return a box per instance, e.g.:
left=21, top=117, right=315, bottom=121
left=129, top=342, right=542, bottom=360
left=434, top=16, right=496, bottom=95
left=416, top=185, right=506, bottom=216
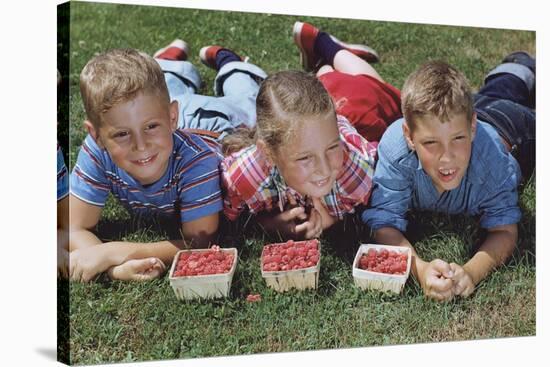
left=133, top=134, right=148, bottom=151
left=315, top=156, right=331, bottom=176
left=440, top=144, right=455, bottom=162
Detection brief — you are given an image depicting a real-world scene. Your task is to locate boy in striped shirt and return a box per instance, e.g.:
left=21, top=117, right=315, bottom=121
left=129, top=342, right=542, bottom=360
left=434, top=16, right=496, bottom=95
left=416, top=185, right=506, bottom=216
left=70, top=43, right=264, bottom=282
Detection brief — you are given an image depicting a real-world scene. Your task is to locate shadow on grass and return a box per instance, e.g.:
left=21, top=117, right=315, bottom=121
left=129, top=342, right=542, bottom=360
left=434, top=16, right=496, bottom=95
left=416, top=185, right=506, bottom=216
left=95, top=214, right=182, bottom=243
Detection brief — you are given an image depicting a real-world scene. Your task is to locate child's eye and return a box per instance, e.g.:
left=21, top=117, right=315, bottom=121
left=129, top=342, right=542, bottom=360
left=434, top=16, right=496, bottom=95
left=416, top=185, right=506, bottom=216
left=146, top=123, right=159, bottom=130
left=423, top=140, right=436, bottom=146
left=454, top=135, right=465, bottom=141
left=297, top=155, right=311, bottom=162
left=113, top=131, right=129, bottom=139
left=328, top=143, right=341, bottom=151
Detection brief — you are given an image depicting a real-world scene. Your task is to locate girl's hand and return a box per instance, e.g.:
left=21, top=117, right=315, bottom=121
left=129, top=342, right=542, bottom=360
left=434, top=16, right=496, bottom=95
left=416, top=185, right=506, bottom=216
left=311, top=197, right=337, bottom=230
left=294, top=208, right=323, bottom=239
left=286, top=193, right=323, bottom=238
left=108, top=258, right=167, bottom=281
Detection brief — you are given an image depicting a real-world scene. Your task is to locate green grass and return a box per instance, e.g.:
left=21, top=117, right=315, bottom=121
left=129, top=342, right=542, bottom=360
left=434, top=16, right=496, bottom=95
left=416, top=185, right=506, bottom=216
left=59, top=1, right=536, bottom=365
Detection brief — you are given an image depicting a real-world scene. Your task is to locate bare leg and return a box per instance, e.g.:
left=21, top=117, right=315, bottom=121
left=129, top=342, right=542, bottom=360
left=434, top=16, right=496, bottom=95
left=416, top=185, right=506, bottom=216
left=316, top=64, right=335, bottom=78
left=333, top=49, right=384, bottom=83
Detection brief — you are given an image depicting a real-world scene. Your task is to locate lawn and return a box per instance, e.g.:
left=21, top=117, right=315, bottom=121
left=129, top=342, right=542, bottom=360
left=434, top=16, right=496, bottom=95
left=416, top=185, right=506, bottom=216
left=58, top=1, right=536, bottom=365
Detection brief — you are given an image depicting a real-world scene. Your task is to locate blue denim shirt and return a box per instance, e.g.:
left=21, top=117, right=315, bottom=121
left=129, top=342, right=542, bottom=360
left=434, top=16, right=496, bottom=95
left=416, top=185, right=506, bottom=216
left=361, top=118, right=522, bottom=231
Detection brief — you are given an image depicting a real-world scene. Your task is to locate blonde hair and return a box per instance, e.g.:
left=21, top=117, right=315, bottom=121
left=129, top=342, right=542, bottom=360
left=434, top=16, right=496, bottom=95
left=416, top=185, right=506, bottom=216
left=79, top=48, right=170, bottom=129
left=222, top=70, right=336, bottom=155
left=401, top=61, right=474, bottom=130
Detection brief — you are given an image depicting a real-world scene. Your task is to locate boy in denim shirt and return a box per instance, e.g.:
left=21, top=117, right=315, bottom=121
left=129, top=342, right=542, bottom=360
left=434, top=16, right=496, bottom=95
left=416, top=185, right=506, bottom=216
left=362, top=54, right=535, bottom=301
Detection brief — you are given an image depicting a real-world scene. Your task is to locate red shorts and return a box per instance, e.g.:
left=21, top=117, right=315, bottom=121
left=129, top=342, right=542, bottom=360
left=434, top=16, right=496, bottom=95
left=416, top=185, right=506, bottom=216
left=319, top=71, right=402, bottom=142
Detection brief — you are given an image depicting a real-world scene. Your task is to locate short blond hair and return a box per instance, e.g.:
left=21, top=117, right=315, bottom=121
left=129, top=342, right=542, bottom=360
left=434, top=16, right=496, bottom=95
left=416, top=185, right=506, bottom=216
left=79, top=48, right=170, bottom=129
left=401, top=61, right=474, bottom=130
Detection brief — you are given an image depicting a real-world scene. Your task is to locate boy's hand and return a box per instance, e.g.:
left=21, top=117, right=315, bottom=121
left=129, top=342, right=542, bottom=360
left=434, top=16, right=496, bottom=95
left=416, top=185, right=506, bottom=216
left=108, top=258, right=167, bottom=281
left=449, top=263, right=475, bottom=297
left=69, top=245, right=112, bottom=282
left=419, top=259, right=455, bottom=302
left=57, top=247, right=69, bottom=279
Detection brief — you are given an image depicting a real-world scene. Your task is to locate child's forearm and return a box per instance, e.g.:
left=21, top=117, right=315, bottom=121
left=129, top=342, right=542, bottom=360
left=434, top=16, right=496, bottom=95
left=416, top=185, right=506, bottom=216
left=463, top=224, right=517, bottom=285
left=101, top=240, right=183, bottom=267
left=69, top=231, right=188, bottom=281
left=320, top=212, right=337, bottom=230
left=69, top=229, right=103, bottom=252
left=257, top=212, right=293, bottom=237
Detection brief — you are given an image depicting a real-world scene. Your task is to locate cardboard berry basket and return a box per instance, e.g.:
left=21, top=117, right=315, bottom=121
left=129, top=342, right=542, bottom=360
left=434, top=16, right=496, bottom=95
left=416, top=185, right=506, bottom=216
left=168, top=247, right=238, bottom=300
left=261, top=239, right=321, bottom=292
left=352, top=244, right=412, bottom=294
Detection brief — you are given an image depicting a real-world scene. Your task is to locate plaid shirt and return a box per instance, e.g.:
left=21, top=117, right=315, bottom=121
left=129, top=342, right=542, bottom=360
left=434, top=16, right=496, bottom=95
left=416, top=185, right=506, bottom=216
left=221, top=115, right=377, bottom=221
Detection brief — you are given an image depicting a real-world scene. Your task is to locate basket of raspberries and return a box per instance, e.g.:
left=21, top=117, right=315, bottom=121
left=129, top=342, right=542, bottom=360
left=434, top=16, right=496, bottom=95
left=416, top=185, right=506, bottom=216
left=168, top=245, right=238, bottom=300
left=261, top=239, right=320, bottom=292
left=352, top=244, right=411, bottom=294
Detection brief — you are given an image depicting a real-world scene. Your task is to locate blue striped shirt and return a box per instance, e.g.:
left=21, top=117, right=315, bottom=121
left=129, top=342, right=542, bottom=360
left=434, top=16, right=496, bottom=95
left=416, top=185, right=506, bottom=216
left=70, top=130, right=223, bottom=222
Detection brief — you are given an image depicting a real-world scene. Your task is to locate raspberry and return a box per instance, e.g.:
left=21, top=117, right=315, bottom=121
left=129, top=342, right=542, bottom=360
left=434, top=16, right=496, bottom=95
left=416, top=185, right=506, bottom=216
left=261, top=240, right=320, bottom=272
left=358, top=248, right=408, bottom=275
left=172, top=248, right=235, bottom=277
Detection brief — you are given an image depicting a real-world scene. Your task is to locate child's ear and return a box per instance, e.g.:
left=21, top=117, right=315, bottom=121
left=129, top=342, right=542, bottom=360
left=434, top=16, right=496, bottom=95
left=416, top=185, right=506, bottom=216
left=169, top=100, right=179, bottom=131
left=83, top=120, right=104, bottom=148
left=470, top=112, right=477, bottom=140
left=402, top=121, right=415, bottom=151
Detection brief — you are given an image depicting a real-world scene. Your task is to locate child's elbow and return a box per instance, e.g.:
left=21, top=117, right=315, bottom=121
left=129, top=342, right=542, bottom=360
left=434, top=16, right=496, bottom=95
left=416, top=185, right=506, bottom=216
left=500, top=223, right=519, bottom=245
left=181, top=213, right=220, bottom=247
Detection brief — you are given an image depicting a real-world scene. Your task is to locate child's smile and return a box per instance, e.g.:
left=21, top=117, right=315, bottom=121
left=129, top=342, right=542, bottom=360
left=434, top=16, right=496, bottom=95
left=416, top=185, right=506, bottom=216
left=312, top=176, right=331, bottom=188
left=131, top=153, right=158, bottom=166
